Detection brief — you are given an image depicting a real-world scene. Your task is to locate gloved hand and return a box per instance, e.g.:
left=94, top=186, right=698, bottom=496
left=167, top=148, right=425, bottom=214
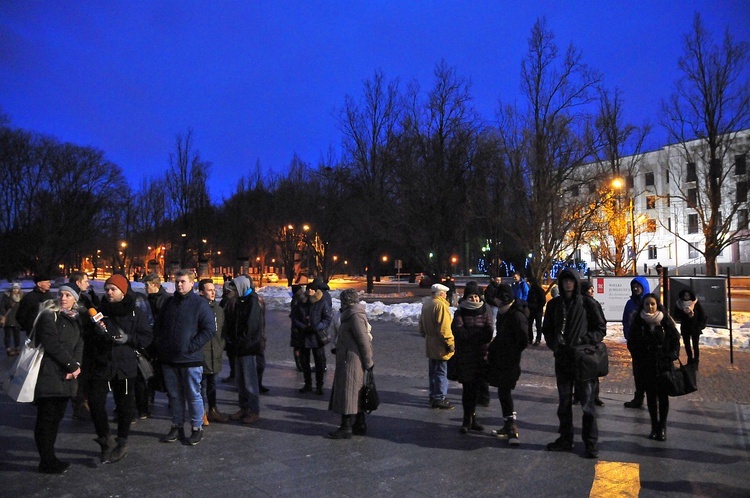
left=113, top=332, right=129, bottom=345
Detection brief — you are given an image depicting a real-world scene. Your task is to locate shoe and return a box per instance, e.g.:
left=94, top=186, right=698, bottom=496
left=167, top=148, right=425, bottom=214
left=260, top=385, right=270, bottom=394
left=161, top=426, right=185, bottom=443
left=491, top=421, right=510, bottom=439
left=656, top=426, right=667, bottom=442
left=202, top=412, right=209, bottom=427
left=328, top=427, right=353, bottom=439
left=459, top=425, right=470, bottom=434
left=585, top=443, right=599, bottom=459
left=316, top=386, right=324, bottom=395
left=299, top=384, right=312, bottom=393
left=207, top=407, right=229, bottom=423
left=229, top=409, right=248, bottom=421
left=546, top=437, right=574, bottom=452
left=186, top=428, right=203, bottom=446
left=595, top=398, right=605, bottom=407
left=470, top=415, right=484, bottom=432
left=623, top=399, right=643, bottom=409
left=73, top=402, right=92, bottom=421
left=94, top=435, right=116, bottom=463
left=138, top=411, right=151, bottom=420
left=109, top=438, right=128, bottom=462
left=431, top=399, right=454, bottom=410
left=507, top=414, right=519, bottom=446
left=38, top=460, right=70, bottom=474
left=241, top=413, right=260, bottom=424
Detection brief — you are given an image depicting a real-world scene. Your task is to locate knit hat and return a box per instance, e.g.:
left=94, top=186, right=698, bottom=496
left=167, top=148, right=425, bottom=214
left=462, top=281, right=482, bottom=300
left=104, top=274, right=129, bottom=295
left=339, top=288, right=360, bottom=307
left=34, top=274, right=51, bottom=284
left=307, top=280, right=321, bottom=292
left=58, top=284, right=80, bottom=302
left=496, top=283, right=514, bottom=304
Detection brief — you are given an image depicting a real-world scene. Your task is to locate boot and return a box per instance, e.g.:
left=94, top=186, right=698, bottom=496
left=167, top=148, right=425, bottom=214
left=208, top=407, right=229, bottom=423
left=648, top=420, right=659, bottom=440
left=108, top=437, right=128, bottom=463
left=491, top=417, right=513, bottom=439
left=656, top=423, right=667, bottom=442
left=507, top=413, right=520, bottom=446
left=299, top=383, right=312, bottom=393
left=94, top=435, right=116, bottom=464
left=328, top=415, right=353, bottom=439
left=460, top=413, right=472, bottom=434
left=470, top=414, right=484, bottom=432
left=203, top=411, right=210, bottom=427
left=352, top=412, right=367, bottom=436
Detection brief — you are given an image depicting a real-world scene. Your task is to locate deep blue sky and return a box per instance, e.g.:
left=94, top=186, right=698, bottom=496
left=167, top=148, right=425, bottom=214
left=2, top=1, right=749, bottom=201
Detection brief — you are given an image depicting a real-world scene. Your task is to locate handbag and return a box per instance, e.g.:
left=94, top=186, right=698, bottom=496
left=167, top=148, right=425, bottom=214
left=135, top=349, right=154, bottom=381
left=659, top=359, right=697, bottom=397
left=446, top=355, right=458, bottom=381
left=5, top=334, right=45, bottom=403
left=360, top=368, right=380, bottom=413
left=316, top=327, right=331, bottom=346
left=574, top=342, right=609, bottom=382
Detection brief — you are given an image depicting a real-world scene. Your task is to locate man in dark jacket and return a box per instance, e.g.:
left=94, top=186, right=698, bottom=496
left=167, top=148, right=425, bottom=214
left=542, top=268, right=606, bottom=459
left=224, top=275, right=264, bottom=424
left=526, top=277, right=546, bottom=345
left=155, top=269, right=216, bottom=446
left=16, top=274, right=53, bottom=333
left=143, top=273, right=170, bottom=320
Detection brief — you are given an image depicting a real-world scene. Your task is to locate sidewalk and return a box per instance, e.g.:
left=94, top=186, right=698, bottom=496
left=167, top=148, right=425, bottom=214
left=1, top=310, right=748, bottom=497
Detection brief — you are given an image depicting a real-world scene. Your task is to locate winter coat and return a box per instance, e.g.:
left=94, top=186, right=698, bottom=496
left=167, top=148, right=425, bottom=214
left=147, top=286, right=170, bottom=320
left=155, top=291, right=215, bottom=366
left=224, top=291, right=264, bottom=357
left=627, top=312, right=681, bottom=390
left=483, top=281, right=502, bottom=308
left=419, top=295, right=455, bottom=360
left=451, top=302, right=493, bottom=384
left=330, top=303, right=374, bottom=415
left=527, top=283, right=547, bottom=313
left=487, top=301, right=529, bottom=389
left=85, top=293, right=153, bottom=381
left=1, top=290, right=23, bottom=328
left=671, top=290, right=707, bottom=338
left=512, top=280, right=530, bottom=301
left=291, top=290, right=333, bottom=349
left=202, top=299, right=225, bottom=374
left=542, top=269, right=607, bottom=378
left=622, top=276, right=651, bottom=340
left=33, top=308, right=84, bottom=399
left=16, top=287, right=53, bottom=333
left=289, top=288, right=307, bottom=348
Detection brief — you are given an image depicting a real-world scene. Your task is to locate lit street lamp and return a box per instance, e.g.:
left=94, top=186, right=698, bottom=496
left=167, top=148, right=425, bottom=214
left=612, top=177, right=638, bottom=276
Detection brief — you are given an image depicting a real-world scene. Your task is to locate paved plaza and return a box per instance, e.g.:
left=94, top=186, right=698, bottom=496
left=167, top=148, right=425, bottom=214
left=1, top=309, right=749, bottom=497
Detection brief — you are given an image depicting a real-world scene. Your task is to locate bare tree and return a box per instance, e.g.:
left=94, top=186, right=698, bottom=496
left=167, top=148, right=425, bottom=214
left=661, top=13, right=750, bottom=275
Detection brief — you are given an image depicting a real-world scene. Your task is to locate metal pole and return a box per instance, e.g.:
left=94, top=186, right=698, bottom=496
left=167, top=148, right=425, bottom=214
left=630, top=197, right=637, bottom=276
left=728, top=269, right=734, bottom=365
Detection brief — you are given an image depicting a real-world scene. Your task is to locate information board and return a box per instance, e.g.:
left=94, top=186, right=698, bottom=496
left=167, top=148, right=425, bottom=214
left=588, top=276, right=661, bottom=322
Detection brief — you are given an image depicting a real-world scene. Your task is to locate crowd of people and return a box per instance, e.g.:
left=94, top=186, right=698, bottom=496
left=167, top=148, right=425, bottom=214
left=2, top=267, right=701, bottom=472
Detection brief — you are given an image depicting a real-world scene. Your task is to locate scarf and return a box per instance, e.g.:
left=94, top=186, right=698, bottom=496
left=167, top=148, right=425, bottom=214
left=639, top=310, right=663, bottom=331
left=59, top=308, right=79, bottom=320
left=678, top=298, right=696, bottom=315
left=459, top=299, right=484, bottom=311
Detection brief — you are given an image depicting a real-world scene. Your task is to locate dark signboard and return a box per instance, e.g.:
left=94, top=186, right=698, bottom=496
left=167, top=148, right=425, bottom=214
left=669, top=277, right=728, bottom=328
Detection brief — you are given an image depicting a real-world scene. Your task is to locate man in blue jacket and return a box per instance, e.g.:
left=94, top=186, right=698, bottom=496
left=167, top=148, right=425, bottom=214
left=622, top=276, right=650, bottom=409
left=155, top=269, right=216, bottom=446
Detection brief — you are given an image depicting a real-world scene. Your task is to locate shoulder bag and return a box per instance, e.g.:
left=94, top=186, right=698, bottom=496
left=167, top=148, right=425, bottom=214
left=5, top=319, right=46, bottom=402
left=659, top=359, right=697, bottom=397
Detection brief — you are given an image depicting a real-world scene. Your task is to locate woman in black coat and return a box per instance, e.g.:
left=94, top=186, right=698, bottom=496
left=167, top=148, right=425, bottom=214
left=33, top=285, right=84, bottom=474
left=451, top=282, right=493, bottom=434
left=487, top=283, right=528, bottom=445
left=627, top=293, right=681, bottom=442
left=671, top=289, right=707, bottom=368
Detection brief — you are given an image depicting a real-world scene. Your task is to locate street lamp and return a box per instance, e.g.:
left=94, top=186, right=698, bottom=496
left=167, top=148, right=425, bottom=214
left=612, top=177, right=638, bottom=276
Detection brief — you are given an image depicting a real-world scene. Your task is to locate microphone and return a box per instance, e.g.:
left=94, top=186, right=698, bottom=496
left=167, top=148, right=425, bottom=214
left=88, top=308, right=110, bottom=336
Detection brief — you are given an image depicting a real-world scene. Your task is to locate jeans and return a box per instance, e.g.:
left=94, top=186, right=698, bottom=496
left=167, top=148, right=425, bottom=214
left=428, top=359, right=448, bottom=401
left=162, top=365, right=204, bottom=429
left=300, top=346, right=326, bottom=387
left=556, top=375, right=598, bottom=445
left=236, top=354, right=260, bottom=414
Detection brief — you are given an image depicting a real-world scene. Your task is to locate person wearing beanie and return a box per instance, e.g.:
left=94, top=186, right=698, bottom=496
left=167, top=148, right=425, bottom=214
left=16, top=274, right=53, bottom=334
left=292, top=278, right=333, bottom=395
left=452, top=281, right=493, bottom=434
left=224, top=275, right=265, bottom=423
left=419, top=282, right=455, bottom=409
left=86, top=272, right=152, bottom=464
left=487, top=283, right=529, bottom=445
left=542, top=268, right=606, bottom=459
left=155, top=269, right=216, bottom=445
left=328, top=288, right=374, bottom=439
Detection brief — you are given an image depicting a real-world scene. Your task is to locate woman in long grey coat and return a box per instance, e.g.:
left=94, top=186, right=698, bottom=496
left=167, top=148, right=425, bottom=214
left=328, top=289, right=374, bottom=439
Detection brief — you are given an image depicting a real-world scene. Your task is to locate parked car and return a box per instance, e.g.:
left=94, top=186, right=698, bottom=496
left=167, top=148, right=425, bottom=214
left=265, top=272, right=279, bottom=283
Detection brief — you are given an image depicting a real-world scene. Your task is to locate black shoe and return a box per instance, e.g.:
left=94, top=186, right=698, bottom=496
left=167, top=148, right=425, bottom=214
left=595, top=398, right=605, bottom=407
left=161, top=426, right=184, bottom=443
left=109, top=438, right=128, bottom=463
left=623, top=399, right=643, bottom=409
left=259, top=385, right=270, bottom=394
left=316, top=386, right=324, bottom=395
left=186, top=428, right=203, bottom=446
left=328, top=427, right=353, bottom=439
left=585, top=443, right=599, bottom=459
left=299, top=384, right=312, bottom=393
left=546, top=438, right=573, bottom=452
left=656, top=426, right=667, bottom=442
left=431, top=399, right=454, bottom=410
left=38, top=460, right=70, bottom=474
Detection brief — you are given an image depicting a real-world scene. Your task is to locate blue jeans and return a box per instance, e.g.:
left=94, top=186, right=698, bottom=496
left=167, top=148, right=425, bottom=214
left=428, top=359, right=448, bottom=401
left=236, top=354, right=260, bottom=414
left=162, top=365, right=204, bottom=429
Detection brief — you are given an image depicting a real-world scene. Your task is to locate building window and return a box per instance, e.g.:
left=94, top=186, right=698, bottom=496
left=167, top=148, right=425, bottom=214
left=667, top=217, right=672, bottom=231
left=570, top=185, right=579, bottom=197
left=736, top=154, right=747, bottom=175
left=626, top=175, right=634, bottom=189
left=645, top=172, right=655, bottom=186
left=646, top=195, right=656, bottom=209
left=648, top=245, right=657, bottom=260
left=710, top=158, right=722, bottom=179
left=688, top=188, right=698, bottom=208
left=666, top=169, right=670, bottom=183
left=646, top=218, right=657, bottom=232
left=688, top=214, right=699, bottom=234
left=688, top=244, right=700, bottom=259
left=666, top=194, right=671, bottom=207
left=738, top=181, right=748, bottom=203
left=588, top=182, right=596, bottom=194
left=686, top=162, right=697, bottom=182
left=739, top=209, right=749, bottom=230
